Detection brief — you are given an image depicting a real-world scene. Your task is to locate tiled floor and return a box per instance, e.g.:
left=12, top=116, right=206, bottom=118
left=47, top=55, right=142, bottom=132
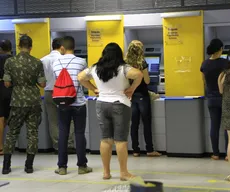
left=0, top=153, right=230, bottom=191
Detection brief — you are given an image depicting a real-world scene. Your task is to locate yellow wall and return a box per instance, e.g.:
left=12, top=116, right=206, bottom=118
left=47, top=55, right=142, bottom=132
left=14, top=19, right=51, bottom=96
left=163, top=12, right=204, bottom=96
left=86, top=16, right=124, bottom=96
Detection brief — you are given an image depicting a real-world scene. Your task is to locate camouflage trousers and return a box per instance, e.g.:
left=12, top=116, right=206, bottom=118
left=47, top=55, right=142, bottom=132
left=4, top=106, right=42, bottom=154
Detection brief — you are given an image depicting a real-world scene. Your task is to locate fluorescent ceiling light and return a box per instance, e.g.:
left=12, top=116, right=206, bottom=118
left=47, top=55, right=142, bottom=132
left=161, top=11, right=201, bottom=18
left=85, top=15, right=122, bottom=21
left=12, top=18, right=48, bottom=24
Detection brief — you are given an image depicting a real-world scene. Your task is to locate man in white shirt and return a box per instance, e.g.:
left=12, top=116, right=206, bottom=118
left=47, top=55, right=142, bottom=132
left=53, top=36, right=92, bottom=175
left=41, top=38, right=75, bottom=154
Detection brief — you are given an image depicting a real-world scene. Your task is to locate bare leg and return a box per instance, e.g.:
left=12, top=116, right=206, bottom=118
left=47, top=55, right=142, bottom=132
left=0, top=117, right=5, bottom=155
left=115, top=141, right=134, bottom=181
left=100, top=139, right=113, bottom=179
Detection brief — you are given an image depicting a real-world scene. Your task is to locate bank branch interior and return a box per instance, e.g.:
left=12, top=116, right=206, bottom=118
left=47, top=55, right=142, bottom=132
left=1, top=10, right=230, bottom=192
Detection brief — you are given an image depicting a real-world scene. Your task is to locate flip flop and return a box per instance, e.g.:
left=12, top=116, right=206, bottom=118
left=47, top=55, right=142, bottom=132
left=103, top=174, right=112, bottom=180
left=211, top=155, right=219, bottom=160
left=225, top=175, right=230, bottom=181
left=120, top=175, right=136, bottom=181
left=147, top=151, right=162, bottom=157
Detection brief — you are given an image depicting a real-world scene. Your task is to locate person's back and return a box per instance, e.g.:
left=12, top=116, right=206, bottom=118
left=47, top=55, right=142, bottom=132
left=90, top=64, right=130, bottom=106
left=201, top=58, right=229, bottom=98
left=41, top=38, right=63, bottom=91
left=5, top=52, right=44, bottom=106
left=2, top=35, right=46, bottom=175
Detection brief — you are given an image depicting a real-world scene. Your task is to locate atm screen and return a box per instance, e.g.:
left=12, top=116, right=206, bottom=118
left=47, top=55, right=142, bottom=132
left=145, top=56, right=160, bottom=72
left=221, top=54, right=228, bottom=59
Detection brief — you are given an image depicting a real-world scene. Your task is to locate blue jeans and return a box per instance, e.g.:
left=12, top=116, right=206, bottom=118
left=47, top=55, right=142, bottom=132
left=131, top=94, right=154, bottom=153
left=57, top=105, right=88, bottom=168
left=208, top=106, right=228, bottom=156
left=208, top=97, right=228, bottom=156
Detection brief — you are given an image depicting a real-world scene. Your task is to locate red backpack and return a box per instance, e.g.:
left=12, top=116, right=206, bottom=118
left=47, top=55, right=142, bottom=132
left=52, top=58, right=77, bottom=107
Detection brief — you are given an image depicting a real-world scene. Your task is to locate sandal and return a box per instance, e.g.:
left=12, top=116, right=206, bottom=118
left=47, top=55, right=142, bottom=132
left=120, top=175, right=136, bottom=181
left=133, top=153, right=140, bottom=157
left=225, top=175, right=230, bottom=181
left=103, top=174, right=112, bottom=180
left=211, top=155, right=219, bottom=160
left=147, top=151, right=162, bottom=157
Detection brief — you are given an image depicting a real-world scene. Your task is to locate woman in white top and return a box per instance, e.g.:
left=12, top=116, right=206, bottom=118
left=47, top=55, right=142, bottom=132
left=78, top=43, right=143, bottom=181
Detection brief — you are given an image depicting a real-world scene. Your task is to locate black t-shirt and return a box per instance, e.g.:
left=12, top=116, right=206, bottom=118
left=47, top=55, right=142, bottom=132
left=0, top=54, right=12, bottom=99
left=200, top=58, right=229, bottom=98
left=133, top=61, right=149, bottom=96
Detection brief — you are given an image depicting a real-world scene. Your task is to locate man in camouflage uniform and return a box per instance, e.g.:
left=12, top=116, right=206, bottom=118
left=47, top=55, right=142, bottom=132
left=2, top=35, right=46, bottom=174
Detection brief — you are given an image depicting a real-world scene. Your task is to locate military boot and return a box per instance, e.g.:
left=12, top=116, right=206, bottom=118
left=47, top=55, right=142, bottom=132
left=2, top=154, right=12, bottom=175
left=24, top=154, right=35, bottom=174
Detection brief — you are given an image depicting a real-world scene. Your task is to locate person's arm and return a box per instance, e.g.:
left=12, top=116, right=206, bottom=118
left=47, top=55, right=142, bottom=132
left=3, top=59, right=12, bottom=88
left=37, top=61, right=46, bottom=88
left=142, top=61, right=150, bottom=84
left=124, top=64, right=143, bottom=99
left=202, top=73, right=206, bottom=86
left=200, top=64, right=206, bottom=86
left=218, top=72, right=225, bottom=94
left=78, top=67, right=98, bottom=94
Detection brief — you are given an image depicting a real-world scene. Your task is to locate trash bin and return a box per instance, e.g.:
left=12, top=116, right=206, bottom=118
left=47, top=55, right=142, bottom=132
left=130, top=181, right=163, bottom=192
left=165, top=96, right=205, bottom=157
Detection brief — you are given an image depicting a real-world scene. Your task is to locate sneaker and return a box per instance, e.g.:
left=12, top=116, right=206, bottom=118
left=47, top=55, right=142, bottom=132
left=55, top=168, right=67, bottom=175
left=78, top=166, right=93, bottom=175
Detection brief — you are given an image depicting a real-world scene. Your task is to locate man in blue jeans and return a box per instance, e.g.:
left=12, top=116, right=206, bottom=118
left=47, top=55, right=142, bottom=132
left=53, top=36, right=92, bottom=175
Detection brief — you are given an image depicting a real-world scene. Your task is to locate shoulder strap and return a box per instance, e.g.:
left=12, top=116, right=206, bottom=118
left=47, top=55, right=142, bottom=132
left=59, top=57, right=76, bottom=69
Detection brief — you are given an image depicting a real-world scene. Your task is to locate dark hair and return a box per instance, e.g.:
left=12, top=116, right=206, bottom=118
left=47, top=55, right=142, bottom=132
left=62, top=36, right=75, bottom=50
left=207, top=38, right=223, bottom=55
left=94, top=42, right=125, bottom=82
left=19, top=35, right=32, bottom=49
left=52, top=37, right=63, bottom=50
left=0, top=40, right=12, bottom=52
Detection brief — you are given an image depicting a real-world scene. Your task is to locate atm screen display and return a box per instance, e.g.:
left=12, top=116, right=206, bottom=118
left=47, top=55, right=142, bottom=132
left=221, top=54, right=228, bottom=59
left=145, top=57, right=160, bottom=72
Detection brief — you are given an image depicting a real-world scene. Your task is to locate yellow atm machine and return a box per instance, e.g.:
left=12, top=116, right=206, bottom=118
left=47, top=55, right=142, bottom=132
left=86, top=15, right=124, bottom=96
left=13, top=18, right=51, bottom=97
left=162, top=11, right=205, bottom=157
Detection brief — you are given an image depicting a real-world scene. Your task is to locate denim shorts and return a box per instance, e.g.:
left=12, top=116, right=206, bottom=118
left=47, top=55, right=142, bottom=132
left=96, top=101, right=131, bottom=142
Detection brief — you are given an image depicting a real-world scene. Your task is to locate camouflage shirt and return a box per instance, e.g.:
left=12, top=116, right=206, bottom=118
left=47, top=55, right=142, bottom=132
left=3, top=52, right=46, bottom=107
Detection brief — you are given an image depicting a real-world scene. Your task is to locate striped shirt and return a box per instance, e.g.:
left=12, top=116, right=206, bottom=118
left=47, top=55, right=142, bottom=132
left=53, top=54, right=86, bottom=106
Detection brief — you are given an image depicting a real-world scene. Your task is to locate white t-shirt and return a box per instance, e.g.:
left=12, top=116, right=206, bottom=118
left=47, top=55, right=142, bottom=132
left=84, top=64, right=133, bottom=107
left=41, top=50, right=61, bottom=91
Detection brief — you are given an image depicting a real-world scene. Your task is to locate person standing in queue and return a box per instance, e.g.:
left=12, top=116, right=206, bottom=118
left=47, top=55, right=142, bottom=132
left=200, top=38, right=229, bottom=161
left=41, top=37, right=76, bottom=154
left=2, top=35, right=46, bottom=174
left=218, top=54, right=230, bottom=181
left=53, top=36, right=92, bottom=175
left=0, top=40, right=13, bottom=155
left=78, top=42, right=143, bottom=181
left=125, top=40, right=161, bottom=157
